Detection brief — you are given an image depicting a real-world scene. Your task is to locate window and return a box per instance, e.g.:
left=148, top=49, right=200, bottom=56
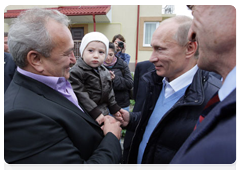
left=139, top=17, right=162, bottom=51
left=143, top=22, right=159, bottom=47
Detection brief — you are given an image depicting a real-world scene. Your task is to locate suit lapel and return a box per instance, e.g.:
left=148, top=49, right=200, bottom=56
left=189, top=89, right=236, bottom=146
left=14, top=72, right=99, bottom=127
left=147, top=64, right=155, bottom=72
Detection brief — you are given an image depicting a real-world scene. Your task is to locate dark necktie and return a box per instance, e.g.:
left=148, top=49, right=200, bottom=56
left=194, top=92, right=220, bottom=130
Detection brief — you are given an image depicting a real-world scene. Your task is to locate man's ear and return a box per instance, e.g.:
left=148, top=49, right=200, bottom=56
left=185, top=41, right=198, bottom=58
left=26, top=51, right=44, bottom=72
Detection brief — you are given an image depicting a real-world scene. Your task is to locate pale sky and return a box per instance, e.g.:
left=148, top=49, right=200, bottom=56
left=174, top=5, right=193, bottom=18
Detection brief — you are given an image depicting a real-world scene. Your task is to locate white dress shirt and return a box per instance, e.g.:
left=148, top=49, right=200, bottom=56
left=218, top=66, right=236, bottom=101
left=163, top=65, right=199, bottom=98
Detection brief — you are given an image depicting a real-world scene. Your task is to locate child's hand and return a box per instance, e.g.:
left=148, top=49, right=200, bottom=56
left=96, top=114, right=105, bottom=125
left=109, top=71, right=115, bottom=80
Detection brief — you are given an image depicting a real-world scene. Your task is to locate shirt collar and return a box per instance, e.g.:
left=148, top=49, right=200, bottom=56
left=17, top=67, right=67, bottom=91
left=218, top=66, right=236, bottom=101
left=162, top=65, right=198, bottom=92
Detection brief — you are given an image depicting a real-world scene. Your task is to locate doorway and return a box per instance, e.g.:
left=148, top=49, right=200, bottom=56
left=70, top=24, right=88, bottom=60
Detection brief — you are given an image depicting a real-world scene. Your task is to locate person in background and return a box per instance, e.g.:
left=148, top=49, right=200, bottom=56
left=4, top=32, right=9, bottom=53
left=132, top=61, right=155, bottom=111
left=104, top=42, right=133, bottom=111
left=4, top=32, right=17, bottom=93
left=4, top=52, right=16, bottom=93
left=118, top=15, right=221, bottom=164
left=171, top=5, right=236, bottom=164
left=69, top=32, right=123, bottom=125
left=5, top=8, right=122, bottom=163
left=122, top=60, right=154, bottom=163
left=112, top=34, right=131, bottom=65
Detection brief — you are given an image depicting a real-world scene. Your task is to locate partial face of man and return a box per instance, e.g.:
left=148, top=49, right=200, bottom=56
left=41, top=19, right=76, bottom=79
left=149, top=22, right=189, bottom=82
left=188, top=5, right=236, bottom=71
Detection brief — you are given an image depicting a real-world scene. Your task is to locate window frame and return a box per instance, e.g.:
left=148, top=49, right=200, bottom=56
left=139, top=17, right=162, bottom=51
left=143, top=21, right=160, bottom=47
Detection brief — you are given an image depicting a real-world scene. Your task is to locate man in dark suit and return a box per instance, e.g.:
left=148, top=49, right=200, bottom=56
left=5, top=8, right=122, bottom=164
left=122, top=60, right=154, bottom=163
left=132, top=61, right=155, bottom=111
left=170, top=5, right=236, bottom=164
left=4, top=52, right=16, bottom=93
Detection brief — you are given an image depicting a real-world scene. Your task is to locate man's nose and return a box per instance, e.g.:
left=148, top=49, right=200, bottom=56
left=70, top=51, right=76, bottom=64
left=149, top=51, right=158, bottom=63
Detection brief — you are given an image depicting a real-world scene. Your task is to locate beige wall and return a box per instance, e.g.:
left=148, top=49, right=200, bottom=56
left=137, top=5, right=161, bottom=67
left=139, top=5, right=162, bottom=17
left=111, top=5, right=138, bottom=65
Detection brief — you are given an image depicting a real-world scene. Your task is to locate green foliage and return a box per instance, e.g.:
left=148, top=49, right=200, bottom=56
left=131, top=71, right=134, bottom=80
left=121, top=129, right=126, bottom=137
left=130, top=99, right=135, bottom=106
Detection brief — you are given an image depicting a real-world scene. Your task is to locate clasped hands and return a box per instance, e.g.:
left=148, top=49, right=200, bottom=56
left=100, top=109, right=130, bottom=140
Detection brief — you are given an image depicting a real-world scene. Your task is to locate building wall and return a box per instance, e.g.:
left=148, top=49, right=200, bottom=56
left=137, top=5, right=162, bottom=66
left=110, top=5, right=138, bottom=71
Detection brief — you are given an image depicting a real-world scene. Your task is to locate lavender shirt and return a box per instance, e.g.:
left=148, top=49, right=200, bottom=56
left=17, top=67, right=83, bottom=112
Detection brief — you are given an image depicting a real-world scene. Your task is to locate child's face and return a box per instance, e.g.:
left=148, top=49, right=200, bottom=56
left=82, top=41, right=106, bottom=68
left=105, top=48, right=115, bottom=64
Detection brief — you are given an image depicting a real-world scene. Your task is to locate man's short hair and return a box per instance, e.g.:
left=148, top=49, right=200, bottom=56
left=8, top=8, right=70, bottom=68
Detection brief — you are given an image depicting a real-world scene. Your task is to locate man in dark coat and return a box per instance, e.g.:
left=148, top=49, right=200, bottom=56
left=170, top=5, right=236, bottom=164
left=132, top=61, right=155, bottom=111
left=118, top=15, right=221, bottom=164
left=122, top=60, right=154, bottom=163
left=4, top=8, right=122, bottom=164
left=4, top=52, right=16, bottom=93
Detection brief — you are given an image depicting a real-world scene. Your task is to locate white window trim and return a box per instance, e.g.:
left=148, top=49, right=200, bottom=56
left=143, top=22, right=160, bottom=47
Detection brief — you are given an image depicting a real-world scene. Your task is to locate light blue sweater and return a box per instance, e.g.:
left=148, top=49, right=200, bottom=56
left=137, top=84, right=189, bottom=163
